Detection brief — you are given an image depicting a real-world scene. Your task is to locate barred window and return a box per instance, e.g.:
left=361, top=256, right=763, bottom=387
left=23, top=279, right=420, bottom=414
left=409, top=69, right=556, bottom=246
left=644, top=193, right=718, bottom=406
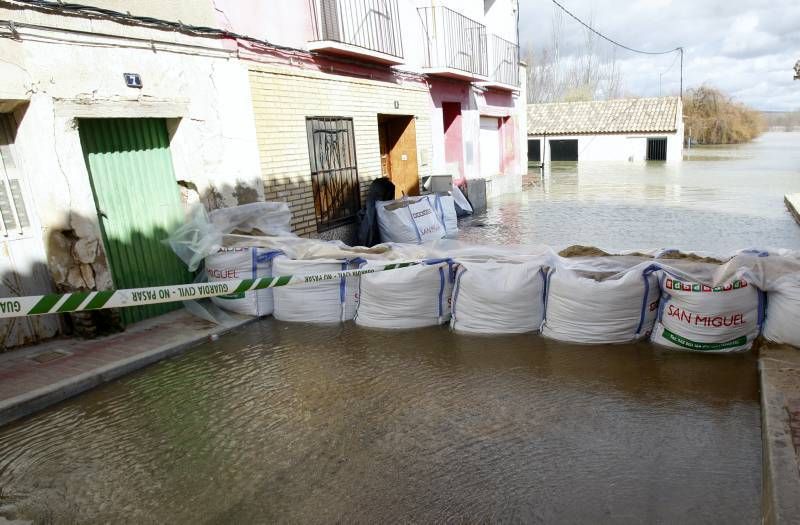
left=0, top=114, right=30, bottom=237
left=305, top=117, right=361, bottom=232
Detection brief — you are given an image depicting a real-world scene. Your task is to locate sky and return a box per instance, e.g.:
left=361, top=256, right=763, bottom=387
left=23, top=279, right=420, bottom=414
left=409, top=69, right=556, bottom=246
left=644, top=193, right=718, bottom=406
left=518, top=0, right=800, bottom=111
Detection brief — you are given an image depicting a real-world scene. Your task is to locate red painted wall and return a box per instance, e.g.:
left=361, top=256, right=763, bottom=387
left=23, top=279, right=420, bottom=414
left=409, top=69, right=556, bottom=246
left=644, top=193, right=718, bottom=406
left=442, top=102, right=464, bottom=183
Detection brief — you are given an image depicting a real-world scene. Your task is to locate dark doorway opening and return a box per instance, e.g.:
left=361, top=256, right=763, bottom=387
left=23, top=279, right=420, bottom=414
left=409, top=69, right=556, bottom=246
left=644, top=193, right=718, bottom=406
left=549, top=139, right=578, bottom=161
left=527, top=139, right=540, bottom=162
left=647, top=137, right=667, bottom=161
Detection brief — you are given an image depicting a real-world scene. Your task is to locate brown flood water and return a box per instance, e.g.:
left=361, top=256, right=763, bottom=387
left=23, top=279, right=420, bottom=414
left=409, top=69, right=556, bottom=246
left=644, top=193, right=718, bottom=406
left=2, top=133, right=799, bottom=523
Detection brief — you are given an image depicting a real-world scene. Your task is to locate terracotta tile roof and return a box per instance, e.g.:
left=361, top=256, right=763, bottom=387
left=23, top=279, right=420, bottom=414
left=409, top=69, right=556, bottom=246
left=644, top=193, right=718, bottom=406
left=527, top=96, right=681, bottom=135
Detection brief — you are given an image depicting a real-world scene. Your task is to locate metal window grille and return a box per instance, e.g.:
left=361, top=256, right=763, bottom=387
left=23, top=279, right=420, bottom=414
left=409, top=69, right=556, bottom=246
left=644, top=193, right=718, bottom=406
left=306, top=117, right=361, bottom=232
left=0, top=114, right=30, bottom=237
left=311, top=0, right=403, bottom=59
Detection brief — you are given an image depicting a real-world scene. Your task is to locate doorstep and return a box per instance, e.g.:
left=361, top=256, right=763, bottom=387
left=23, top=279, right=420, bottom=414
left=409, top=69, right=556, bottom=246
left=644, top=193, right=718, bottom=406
left=759, top=344, right=800, bottom=524
left=0, top=309, right=255, bottom=427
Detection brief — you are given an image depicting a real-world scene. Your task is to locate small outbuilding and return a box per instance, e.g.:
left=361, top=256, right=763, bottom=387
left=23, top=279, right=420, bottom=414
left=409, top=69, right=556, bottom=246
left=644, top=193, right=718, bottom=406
left=527, top=96, right=684, bottom=163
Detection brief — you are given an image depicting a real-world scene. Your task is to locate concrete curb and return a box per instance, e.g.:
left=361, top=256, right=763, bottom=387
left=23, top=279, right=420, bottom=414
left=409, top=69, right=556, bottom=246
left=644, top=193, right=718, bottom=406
left=759, top=346, right=800, bottom=524
left=785, top=193, right=800, bottom=226
left=0, top=315, right=257, bottom=428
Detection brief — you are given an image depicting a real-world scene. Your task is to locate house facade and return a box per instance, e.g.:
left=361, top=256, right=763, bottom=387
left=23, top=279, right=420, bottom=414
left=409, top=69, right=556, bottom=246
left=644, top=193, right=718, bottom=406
left=0, top=0, right=526, bottom=347
left=527, top=97, right=684, bottom=163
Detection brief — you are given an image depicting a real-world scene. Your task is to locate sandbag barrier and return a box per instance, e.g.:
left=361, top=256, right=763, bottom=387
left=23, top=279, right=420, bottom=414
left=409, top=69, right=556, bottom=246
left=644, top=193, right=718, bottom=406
left=3, top=247, right=799, bottom=353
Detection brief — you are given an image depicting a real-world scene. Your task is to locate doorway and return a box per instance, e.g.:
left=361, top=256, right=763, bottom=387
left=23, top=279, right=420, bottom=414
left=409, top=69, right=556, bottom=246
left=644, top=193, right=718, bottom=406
left=549, top=139, right=578, bottom=161
left=79, top=118, right=192, bottom=325
left=479, top=116, right=501, bottom=178
left=647, top=137, right=667, bottom=161
left=377, top=114, right=419, bottom=198
left=442, top=102, right=464, bottom=179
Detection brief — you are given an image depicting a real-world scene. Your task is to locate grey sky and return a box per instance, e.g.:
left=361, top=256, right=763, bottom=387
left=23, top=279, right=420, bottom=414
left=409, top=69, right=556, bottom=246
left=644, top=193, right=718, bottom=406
left=519, top=0, right=800, bottom=110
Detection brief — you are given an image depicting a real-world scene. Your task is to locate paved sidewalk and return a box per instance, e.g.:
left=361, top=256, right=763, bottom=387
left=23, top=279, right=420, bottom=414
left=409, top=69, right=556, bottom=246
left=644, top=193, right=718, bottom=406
left=0, top=309, right=254, bottom=427
left=759, top=344, right=800, bottom=524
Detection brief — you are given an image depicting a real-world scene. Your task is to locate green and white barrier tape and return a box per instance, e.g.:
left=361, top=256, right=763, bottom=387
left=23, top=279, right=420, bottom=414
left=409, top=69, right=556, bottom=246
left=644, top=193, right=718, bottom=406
left=0, top=261, right=421, bottom=319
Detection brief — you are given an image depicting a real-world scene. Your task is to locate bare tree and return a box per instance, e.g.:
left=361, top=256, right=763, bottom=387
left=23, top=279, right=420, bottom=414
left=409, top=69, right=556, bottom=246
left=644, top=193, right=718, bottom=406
left=523, top=10, right=624, bottom=103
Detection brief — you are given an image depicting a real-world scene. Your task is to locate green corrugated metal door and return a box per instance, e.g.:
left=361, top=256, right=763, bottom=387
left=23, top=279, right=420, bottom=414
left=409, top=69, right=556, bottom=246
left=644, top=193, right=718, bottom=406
left=79, top=118, right=192, bottom=325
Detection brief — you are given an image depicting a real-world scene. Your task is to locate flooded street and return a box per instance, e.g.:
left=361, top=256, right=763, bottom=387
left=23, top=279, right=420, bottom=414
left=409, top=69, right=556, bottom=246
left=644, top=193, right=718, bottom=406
left=2, top=133, right=798, bottom=523
left=460, top=132, right=800, bottom=252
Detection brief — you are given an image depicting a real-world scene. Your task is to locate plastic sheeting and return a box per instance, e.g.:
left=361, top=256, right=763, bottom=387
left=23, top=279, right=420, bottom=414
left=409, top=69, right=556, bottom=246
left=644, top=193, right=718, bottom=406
left=541, top=263, right=660, bottom=344
left=376, top=197, right=445, bottom=244
left=763, top=273, right=800, bottom=347
left=206, top=247, right=281, bottom=316
left=355, top=261, right=454, bottom=329
left=451, top=259, right=547, bottom=334
left=651, top=271, right=764, bottom=352
left=272, top=256, right=359, bottom=323
left=167, top=202, right=294, bottom=272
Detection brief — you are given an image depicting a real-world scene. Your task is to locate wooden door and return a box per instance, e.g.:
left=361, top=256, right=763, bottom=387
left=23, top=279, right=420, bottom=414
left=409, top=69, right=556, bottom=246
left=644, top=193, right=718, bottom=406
left=388, top=117, right=419, bottom=198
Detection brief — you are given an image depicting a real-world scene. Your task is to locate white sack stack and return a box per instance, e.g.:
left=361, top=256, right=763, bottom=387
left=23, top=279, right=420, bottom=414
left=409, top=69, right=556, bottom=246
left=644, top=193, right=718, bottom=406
left=450, top=260, right=547, bottom=334
left=272, top=256, right=359, bottom=323
left=205, top=247, right=281, bottom=316
left=377, top=197, right=445, bottom=244
left=355, top=261, right=454, bottom=329
left=763, top=273, right=800, bottom=346
left=650, top=272, right=764, bottom=352
left=541, top=264, right=660, bottom=344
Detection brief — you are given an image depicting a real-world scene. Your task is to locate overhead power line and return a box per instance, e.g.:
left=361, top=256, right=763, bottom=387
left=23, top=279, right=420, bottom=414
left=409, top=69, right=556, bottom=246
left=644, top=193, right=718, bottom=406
left=550, top=0, right=684, bottom=96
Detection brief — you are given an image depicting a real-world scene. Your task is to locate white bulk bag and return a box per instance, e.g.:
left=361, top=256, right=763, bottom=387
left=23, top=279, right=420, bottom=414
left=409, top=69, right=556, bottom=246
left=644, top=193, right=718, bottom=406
left=763, top=274, right=800, bottom=347
left=377, top=197, right=445, bottom=244
left=650, top=272, right=764, bottom=352
left=272, top=256, right=358, bottom=323
left=432, top=194, right=458, bottom=236
left=451, top=260, right=547, bottom=334
left=205, top=247, right=281, bottom=316
left=541, top=264, right=660, bottom=344
left=355, top=261, right=454, bottom=329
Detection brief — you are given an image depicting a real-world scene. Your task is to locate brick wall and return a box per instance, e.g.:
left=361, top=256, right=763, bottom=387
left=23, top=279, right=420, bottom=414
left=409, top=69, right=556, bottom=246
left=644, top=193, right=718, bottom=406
left=248, top=65, right=432, bottom=238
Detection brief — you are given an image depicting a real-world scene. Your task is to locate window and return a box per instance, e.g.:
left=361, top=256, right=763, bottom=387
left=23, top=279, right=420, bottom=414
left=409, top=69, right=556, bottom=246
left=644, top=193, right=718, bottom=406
left=0, top=114, right=30, bottom=237
left=305, top=117, right=361, bottom=231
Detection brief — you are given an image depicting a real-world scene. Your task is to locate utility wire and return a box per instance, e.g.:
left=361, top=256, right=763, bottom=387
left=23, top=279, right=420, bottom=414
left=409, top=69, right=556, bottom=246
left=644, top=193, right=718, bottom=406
left=550, top=0, right=684, bottom=96
left=551, top=0, right=679, bottom=55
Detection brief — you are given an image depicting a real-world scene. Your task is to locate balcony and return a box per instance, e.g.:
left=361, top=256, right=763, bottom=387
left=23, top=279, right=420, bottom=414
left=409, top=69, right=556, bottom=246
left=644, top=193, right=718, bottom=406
left=417, top=6, right=488, bottom=82
left=476, top=35, right=520, bottom=91
left=308, top=0, right=404, bottom=66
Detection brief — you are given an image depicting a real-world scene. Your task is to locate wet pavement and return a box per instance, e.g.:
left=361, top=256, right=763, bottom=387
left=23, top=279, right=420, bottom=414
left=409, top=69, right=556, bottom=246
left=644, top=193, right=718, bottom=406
left=1, top=133, right=799, bottom=523
left=0, top=323, right=761, bottom=523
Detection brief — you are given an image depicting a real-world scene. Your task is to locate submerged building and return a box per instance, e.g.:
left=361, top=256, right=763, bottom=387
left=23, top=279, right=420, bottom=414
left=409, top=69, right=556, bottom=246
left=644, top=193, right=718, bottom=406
left=526, top=96, right=684, bottom=163
left=0, top=0, right=526, bottom=347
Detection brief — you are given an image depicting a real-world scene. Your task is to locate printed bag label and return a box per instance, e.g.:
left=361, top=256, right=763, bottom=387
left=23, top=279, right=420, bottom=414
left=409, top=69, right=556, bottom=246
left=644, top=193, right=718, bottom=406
left=665, top=277, right=747, bottom=293
left=661, top=328, right=746, bottom=351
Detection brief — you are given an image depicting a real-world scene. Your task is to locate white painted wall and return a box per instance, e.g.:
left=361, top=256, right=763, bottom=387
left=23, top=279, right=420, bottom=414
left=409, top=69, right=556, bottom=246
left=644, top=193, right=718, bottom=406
left=530, top=132, right=683, bottom=163
left=0, top=8, right=264, bottom=345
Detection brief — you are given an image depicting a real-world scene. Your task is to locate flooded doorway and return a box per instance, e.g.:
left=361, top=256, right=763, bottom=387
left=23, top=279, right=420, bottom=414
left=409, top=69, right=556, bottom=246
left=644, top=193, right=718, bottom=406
left=549, top=139, right=578, bottom=161
left=377, top=114, right=419, bottom=198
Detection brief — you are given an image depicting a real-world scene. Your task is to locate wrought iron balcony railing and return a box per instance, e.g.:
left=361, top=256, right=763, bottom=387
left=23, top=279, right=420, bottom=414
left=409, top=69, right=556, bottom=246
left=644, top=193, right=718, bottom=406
left=418, top=6, right=488, bottom=79
left=489, top=34, right=520, bottom=87
left=310, top=0, right=403, bottom=61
